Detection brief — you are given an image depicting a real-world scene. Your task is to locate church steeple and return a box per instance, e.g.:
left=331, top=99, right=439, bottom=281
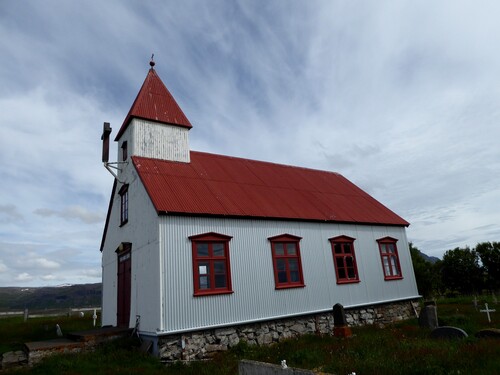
left=115, top=60, right=192, bottom=142
left=113, top=60, right=192, bottom=164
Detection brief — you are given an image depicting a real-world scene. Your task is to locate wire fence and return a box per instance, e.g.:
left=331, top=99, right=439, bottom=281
left=0, top=307, right=101, bottom=320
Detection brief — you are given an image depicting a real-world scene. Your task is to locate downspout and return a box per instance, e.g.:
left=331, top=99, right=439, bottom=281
left=159, top=219, right=165, bottom=333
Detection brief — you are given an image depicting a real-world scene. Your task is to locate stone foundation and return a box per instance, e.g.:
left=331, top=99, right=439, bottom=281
left=157, top=299, right=420, bottom=361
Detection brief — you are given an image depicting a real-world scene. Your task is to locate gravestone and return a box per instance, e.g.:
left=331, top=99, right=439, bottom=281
left=475, top=328, right=500, bottom=339
left=479, top=303, right=496, bottom=323
left=332, top=303, right=352, bottom=338
left=333, top=303, right=348, bottom=326
left=418, top=304, right=438, bottom=329
left=430, top=326, right=468, bottom=339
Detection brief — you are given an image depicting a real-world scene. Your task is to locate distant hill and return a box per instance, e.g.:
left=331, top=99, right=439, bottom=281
left=0, top=283, right=102, bottom=311
left=416, top=249, right=440, bottom=264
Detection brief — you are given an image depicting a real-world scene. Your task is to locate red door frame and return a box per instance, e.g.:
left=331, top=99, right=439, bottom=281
left=117, top=244, right=131, bottom=327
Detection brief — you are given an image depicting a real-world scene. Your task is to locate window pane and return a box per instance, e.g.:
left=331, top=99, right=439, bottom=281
left=345, top=256, right=354, bottom=268
left=347, top=267, right=356, bottom=279
left=388, top=244, right=395, bottom=254
left=381, top=244, right=388, bottom=254
left=214, top=261, right=226, bottom=274
left=196, top=243, right=209, bottom=257
left=336, top=257, right=344, bottom=270
left=290, top=271, right=300, bottom=282
left=344, top=243, right=351, bottom=254
left=277, top=259, right=286, bottom=271
left=278, top=271, right=288, bottom=283
left=288, top=259, right=298, bottom=271
left=198, top=262, right=209, bottom=275
left=334, top=243, right=342, bottom=254
left=213, top=243, right=225, bottom=257
left=286, top=243, right=296, bottom=255
left=274, top=243, right=284, bottom=256
left=199, top=275, right=209, bottom=289
left=338, top=268, right=346, bottom=279
left=215, top=274, right=226, bottom=288
left=120, top=190, right=128, bottom=223
left=383, top=257, right=390, bottom=275
left=390, top=256, right=399, bottom=275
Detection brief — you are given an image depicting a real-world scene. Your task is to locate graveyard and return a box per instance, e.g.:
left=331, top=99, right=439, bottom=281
left=1, top=295, right=499, bottom=374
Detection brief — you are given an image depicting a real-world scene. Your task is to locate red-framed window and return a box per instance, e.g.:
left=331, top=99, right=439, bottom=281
left=329, top=235, right=360, bottom=284
left=268, top=234, right=305, bottom=289
left=189, top=232, right=233, bottom=296
left=118, top=184, right=128, bottom=226
left=377, top=237, right=403, bottom=280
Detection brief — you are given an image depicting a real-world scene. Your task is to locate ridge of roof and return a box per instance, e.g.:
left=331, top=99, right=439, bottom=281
left=131, top=152, right=410, bottom=227
left=115, top=67, right=192, bottom=141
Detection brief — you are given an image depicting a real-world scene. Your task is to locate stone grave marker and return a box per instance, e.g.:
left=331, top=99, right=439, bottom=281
left=333, top=303, right=347, bottom=326
left=479, top=303, right=496, bottom=323
left=430, top=326, right=468, bottom=339
left=332, top=303, right=352, bottom=338
left=418, top=304, right=438, bottom=329
left=475, top=328, right=500, bottom=339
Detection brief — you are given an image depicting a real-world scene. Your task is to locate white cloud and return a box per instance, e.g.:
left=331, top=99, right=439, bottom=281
left=41, top=274, right=57, bottom=281
left=80, top=268, right=102, bottom=279
left=15, top=273, right=34, bottom=282
left=34, top=206, right=103, bottom=224
left=33, top=258, right=61, bottom=270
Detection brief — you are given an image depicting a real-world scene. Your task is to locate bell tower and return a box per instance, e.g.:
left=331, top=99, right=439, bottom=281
left=113, top=58, right=192, bottom=165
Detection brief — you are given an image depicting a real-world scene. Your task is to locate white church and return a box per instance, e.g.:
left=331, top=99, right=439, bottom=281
left=100, top=60, right=420, bottom=359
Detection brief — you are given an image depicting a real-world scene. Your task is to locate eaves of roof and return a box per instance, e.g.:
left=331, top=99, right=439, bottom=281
left=100, top=179, right=117, bottom=252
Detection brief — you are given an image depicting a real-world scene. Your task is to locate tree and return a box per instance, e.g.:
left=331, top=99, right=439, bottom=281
left=440, top=247, right=483, bottom=294
left=475, top=242, right=500, bottom=291
left=409, top=243, right=436, bottom=298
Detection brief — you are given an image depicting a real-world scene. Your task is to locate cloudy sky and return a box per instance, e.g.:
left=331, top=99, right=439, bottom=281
left=1, top=1, right=499, bottom=287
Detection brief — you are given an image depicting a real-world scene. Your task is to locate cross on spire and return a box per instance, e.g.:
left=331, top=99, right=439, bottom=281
left=150, top=53, right=155, bottom=68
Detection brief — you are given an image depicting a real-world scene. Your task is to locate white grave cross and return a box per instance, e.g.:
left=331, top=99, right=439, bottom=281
left=472, top=296, right=478, bottom=310
left=480, top=303, right=496, bottom=323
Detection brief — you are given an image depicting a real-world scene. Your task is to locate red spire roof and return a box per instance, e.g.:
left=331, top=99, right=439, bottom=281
left=115, top=66, right=192, bottom=141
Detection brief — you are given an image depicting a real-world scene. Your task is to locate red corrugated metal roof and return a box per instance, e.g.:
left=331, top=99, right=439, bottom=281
left=132, top=152, right=409, bottom=226
left=115, top=68, right=192, bottom=141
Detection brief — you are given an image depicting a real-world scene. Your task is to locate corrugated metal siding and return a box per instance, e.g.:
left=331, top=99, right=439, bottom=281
left=131, top=119, right=190, bottom=162
left=133, top=152, right=409, bottom=226
left=101, top=160, right=162, bottom=332
left=115, top=68, right=191, bottom=141
left=159, top=216, right=419, bottom=334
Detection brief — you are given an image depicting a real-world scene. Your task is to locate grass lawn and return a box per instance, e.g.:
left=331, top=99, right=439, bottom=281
left=2, top=298, right=499, bottom=374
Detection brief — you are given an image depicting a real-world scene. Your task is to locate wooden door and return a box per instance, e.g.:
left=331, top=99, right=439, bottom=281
left=117, top=250, right=131, bottom=327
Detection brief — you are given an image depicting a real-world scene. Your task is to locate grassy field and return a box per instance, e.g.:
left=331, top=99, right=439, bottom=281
left=0, top=314, right=98, bottom=354
left=2, top=297, right=499, bottom=374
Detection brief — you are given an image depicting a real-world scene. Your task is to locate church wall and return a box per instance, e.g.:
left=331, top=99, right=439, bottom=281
left=157, top=216, right=420, bottom=335
left=101, top=161, right=161, bottom=331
